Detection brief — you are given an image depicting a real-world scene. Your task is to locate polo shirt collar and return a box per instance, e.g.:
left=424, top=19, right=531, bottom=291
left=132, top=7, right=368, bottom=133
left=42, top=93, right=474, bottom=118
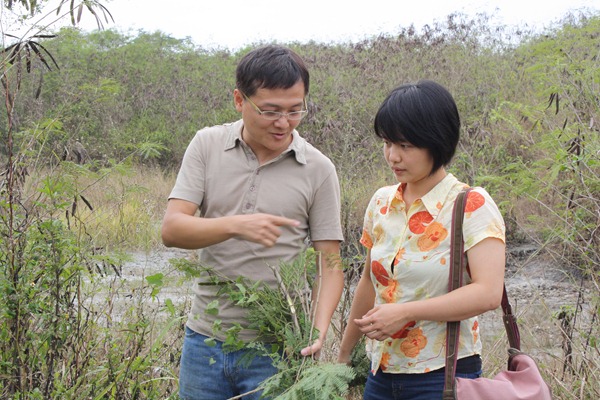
left=224, top=119, right=307, bottom=165
left=224, top=120, right=244, bottom=150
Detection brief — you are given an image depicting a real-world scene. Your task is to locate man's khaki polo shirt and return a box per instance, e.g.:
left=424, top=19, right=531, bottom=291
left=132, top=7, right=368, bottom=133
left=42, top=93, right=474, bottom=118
left=169, top=119, right=343, bottom=341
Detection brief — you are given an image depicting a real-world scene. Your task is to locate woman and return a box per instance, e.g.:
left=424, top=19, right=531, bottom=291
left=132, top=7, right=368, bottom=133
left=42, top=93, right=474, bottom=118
left=337, top=80, right=506, bottom=399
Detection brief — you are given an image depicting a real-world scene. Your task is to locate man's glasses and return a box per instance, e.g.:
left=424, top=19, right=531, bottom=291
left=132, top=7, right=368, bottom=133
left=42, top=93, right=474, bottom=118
left=242, top=92, right=308, bottom=121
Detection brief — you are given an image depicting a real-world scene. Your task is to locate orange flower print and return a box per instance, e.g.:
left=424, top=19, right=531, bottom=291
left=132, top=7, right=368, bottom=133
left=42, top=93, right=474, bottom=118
left=373, top=223, right=385, bottom=244
left=391, top=321, right=417, bottom=339
left=380, top=352, right=391, bottom=371
left=465, top=191, right=485, bottom=213
left=408, top=211, right=433, bottom=234
left=371, top=260, right=390, bottom=286
left=472, top=320, right=479, bottom=343
left=400, top=327, right=427, bottom=358
left=395, top=188, right=403, bottom=201
left=380, top=205, right=389, bottom=215
left=381, top=279, right=399, bottom=303
left=417, top=222, right=448, bottom=251
left=362, top=229, right=373, bottom=248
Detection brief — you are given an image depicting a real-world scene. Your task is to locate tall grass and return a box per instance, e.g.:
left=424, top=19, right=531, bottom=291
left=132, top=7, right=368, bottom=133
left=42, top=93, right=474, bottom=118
left=1, top=10, right=598, bottom=399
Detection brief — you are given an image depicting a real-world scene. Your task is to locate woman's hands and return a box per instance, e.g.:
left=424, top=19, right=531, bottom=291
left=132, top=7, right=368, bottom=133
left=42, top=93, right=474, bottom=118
left=353, top=303, right=411, bottom=341
left=351, top=238, right=506, bottom=343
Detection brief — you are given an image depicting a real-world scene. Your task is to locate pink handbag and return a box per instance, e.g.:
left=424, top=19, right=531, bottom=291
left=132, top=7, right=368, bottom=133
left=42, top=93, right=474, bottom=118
left=442, top=188, right=552, bottom=400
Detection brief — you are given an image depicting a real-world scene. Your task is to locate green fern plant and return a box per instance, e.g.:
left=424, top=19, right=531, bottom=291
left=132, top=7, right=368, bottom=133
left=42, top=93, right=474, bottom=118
left=261, top=362, right=355, bottom=400
left=173, top=248, right=356, bottom=398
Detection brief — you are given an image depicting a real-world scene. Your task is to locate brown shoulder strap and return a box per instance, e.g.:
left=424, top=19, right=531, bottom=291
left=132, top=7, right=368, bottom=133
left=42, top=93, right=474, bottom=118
left=443, top=188, right=521, bottom=400
left=443, top=188, right=470, bottom=399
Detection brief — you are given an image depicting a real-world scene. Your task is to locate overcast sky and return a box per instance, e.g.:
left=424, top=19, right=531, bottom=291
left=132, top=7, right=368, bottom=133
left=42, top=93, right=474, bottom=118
left=17, top=0, right=600, bottom=50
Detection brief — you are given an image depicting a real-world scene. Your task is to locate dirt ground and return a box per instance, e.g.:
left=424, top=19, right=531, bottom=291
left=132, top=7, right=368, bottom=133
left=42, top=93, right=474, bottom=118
left=115, top=242, right=592, bottom=340
left=112, top=242, right=594, bottom=382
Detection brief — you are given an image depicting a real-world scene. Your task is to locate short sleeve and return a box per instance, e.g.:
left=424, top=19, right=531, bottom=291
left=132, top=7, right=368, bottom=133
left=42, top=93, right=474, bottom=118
left=462, top=187, right=505, bottom=251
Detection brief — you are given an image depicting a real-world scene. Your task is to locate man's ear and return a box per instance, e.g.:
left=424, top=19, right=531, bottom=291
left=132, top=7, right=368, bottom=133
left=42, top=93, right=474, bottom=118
left=233, top=89, right=244, bottom=112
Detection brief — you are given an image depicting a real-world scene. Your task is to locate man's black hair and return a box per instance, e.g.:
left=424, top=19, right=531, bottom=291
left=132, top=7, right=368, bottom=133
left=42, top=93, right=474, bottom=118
left=236, top=45, right=309, bottom=96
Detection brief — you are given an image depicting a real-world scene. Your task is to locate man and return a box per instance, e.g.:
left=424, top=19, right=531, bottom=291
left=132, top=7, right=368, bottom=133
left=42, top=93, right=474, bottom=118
left=161, top=45, right=344, bottom=400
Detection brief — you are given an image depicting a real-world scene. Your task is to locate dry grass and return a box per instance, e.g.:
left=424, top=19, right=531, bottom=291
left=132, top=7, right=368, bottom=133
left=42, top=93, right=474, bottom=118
left=22, top=163, right=177, bottom=252
left=104, top=167, right=599, bottom=399
left=17, top=163, right=595, bottom=399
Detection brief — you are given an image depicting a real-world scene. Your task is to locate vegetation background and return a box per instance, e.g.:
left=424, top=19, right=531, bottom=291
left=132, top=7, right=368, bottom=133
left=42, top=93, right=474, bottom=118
left=0, top=1, right=598, bottom=399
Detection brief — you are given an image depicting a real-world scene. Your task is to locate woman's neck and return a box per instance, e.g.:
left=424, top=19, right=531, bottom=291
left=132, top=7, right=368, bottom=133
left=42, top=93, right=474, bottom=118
left=403, top=168, right=447, bottom=209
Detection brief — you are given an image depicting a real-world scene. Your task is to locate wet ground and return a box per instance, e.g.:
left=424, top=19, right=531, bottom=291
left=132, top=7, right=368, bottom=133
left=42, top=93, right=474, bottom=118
left=110, top=243, right=594, bottom=367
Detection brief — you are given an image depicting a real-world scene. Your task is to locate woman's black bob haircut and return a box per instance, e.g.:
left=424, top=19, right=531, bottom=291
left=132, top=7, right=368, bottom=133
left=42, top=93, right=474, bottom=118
left=373, top=79, right=460, bottom=174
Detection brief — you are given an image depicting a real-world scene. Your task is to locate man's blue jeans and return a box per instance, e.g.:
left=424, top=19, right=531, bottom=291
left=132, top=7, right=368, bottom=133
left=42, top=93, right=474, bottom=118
left=363, top=368, right=482, bottom=400
left=178, top=326, right=278, bottom=400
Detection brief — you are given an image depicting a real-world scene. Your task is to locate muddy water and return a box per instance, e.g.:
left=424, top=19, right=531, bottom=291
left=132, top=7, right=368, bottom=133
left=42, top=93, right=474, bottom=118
left=110, top=244, right=592, bottom=367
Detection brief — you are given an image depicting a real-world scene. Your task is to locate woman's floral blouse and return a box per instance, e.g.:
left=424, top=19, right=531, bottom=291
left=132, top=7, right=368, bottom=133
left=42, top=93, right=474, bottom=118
left=360, top=174, right=505, bottom=374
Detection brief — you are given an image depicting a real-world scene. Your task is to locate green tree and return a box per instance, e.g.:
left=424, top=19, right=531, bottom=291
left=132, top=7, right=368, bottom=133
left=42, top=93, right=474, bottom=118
left=0, top=1, right=125, bottom=398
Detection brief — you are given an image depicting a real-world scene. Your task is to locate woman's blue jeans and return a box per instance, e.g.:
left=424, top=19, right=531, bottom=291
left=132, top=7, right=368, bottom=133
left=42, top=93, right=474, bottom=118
left=178, top=326, right=278, bottom=400
left=363, top=368, right=482, bottom=400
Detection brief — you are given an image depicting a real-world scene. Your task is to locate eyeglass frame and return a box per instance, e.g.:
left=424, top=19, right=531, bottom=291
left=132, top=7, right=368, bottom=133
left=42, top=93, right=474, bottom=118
left=240, top=91, right=308, bottom=121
